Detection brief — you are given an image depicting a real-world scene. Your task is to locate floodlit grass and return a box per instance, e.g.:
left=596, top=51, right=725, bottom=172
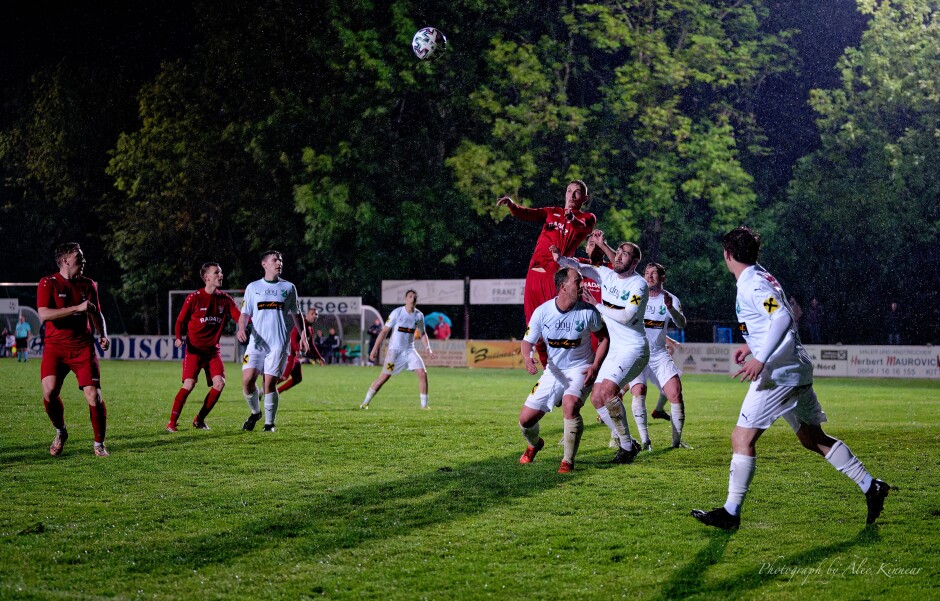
left=1, top=360, right=937, bottom=600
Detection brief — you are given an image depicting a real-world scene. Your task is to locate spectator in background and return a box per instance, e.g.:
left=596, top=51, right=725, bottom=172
left=325, top=328, right=342, bottom=364
left=367, top=318, right=382, bottom=364
left=15, top=315, right=32, bottom=362
left=886, top=302, right=902, bottom=345
left=1, top=328, right=11, bottom=358
left=435, top=320, right=451, bottom=340
left=788, top=296, right=803, bottom=329
left=804, top=297, right=824, bottom=344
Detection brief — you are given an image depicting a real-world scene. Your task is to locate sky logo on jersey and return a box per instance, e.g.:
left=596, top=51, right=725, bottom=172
left=257, top=301, right=284, bottom=310
left=547, top=338, right=581, bottom=348
left=763, top=297, right=780, bottom=314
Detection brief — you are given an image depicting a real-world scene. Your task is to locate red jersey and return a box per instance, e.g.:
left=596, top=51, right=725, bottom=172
left=37, top=273, right=101, bottom=350
left=508, top=205, right=596, bottom=269
left=174, top=288, right=240, bottom=352
left=578, top=257, right=605, bottom=303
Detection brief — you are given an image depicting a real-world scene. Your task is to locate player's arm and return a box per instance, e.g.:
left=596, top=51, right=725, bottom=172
left=594, top=295, right=643, bottom=326
left=86, top=283, right=110, bottom=351
left=553, top=248, right=603, bottom=282
left=567, top=210, right=596, bottom=230
left=734, top=297, right=792, bottom=382
left=369, top=326, right=392, bottom=362
left=496, top=196, right=546, bottom=222
left=417, top=318, right=433, bottom=356
left=587, top=230, right=615, bottom=264
left=36, top=280, right=93, bottom=322
left=521, top=310, right=543, bottom=375
left=174, top=294, right=194, bottom=348
left=584, top=324, right=609, bottom=387
left=292, top=312, right=309, bottom=353
left=236, top=285, right=252, bottom=343
left=663, top=292, right=687, bottom=329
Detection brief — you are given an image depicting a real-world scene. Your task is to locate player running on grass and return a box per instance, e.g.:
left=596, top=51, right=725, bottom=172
left=37, top=242, right=112, bottom=457
left=517, top=267, right=609, bottom=473
left=360, top=290, right=433, bottom=410
left=167, top=262, right=240, bottom=432
left=237, top=250, right=308, bottom=432
left=691, top=226, right=890, bottom=530
left=553, top=232, right=649, bottom=464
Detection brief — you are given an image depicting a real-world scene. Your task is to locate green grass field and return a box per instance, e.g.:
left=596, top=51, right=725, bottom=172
left=1, top=361, right=937, bottom=600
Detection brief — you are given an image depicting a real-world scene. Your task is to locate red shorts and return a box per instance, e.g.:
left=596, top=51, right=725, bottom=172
left=41, top=344, right=101, bottom=389
left=524, top=265, right=560, bottom=323
left=181, top=348, right=225, bottom=383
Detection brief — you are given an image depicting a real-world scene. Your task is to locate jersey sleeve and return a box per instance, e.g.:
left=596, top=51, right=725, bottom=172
left=415, top=311, right=426, bottom=335
left=175, top=293, right=195, bottom=339
left=241, top=283, right=255, bottom=317
left=523, top=305, right=543, bottom=344
left=37, top=277, right=54, bottom=310
left=385, top=308, right=399, bottom=328
left=588, top=306, right=604, bottom=332
left=287, top=284, right=300, bottom=314
left=508, top=204, right=549, bottom=223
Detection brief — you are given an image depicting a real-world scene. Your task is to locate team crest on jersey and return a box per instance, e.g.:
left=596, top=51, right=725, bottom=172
left=659, top=306, right=666, bottom=315
left=619, top=290, right=629, bottom=301
left=575, top=320, right=585, bottom=332
left=762, top=296, right=780, bottom=314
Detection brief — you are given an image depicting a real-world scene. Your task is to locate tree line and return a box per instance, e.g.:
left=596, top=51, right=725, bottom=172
left=1, top=0, right=936, bottom=343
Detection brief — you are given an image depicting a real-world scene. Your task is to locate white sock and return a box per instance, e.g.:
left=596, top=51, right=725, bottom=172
left=724, top=453, right=756, bottom=516
left=562, top=416, right=584, bottom=463
left=596, top=406, right=618, bottom=439
left=632, top=395, right=649, bottom=444
left=654, top=393, right=668, bottom=413
left=671, top=402, right=685, bottom=446
left=825, top=440, right=873, bottom=492
left=420, top=393, right=428, bottom=408
left=604, top=397, right=634, bottom=449
left=521, top=423, right=540, bottom=448
left=244, top=389, right=260, bottom=414
left=362, top=388, right=376, bottom=406
left=264, top=391, right=279, bottom=425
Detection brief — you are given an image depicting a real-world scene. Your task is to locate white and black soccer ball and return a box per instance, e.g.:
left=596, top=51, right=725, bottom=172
left=412, top=27, right=447, bottom=60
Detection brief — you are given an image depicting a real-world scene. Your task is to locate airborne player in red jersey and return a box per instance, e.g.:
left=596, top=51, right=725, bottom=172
left=37, top=242, right=112, bottom=457
left=166, top=262, right=241, bottom=432
left=497, top=180, right=596, bottom=366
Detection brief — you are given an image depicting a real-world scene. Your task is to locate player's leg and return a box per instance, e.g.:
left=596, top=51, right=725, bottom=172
left=277, top=355, right=301, bottom=394
left=260, top=349, right=288, bottom=431
left=168, top=378, right=196, bottom=431
left=362, top=349, right=399, bottom=409
left=518, top=405, right=547, bottom=463
left=662, top=375, right=686, bottom=448
left=241, top=364, right=263, bottom=430
left=82, top=384, right=109, bottom=457
left=41, top=366, right=68, bottom=456
left=629, top=377, right=650, bottom=450
left=193, top=370, right=225, bottom=430
left=559, top=394, right=585, bottom=473
left=416, top=368, right=429, bottom=409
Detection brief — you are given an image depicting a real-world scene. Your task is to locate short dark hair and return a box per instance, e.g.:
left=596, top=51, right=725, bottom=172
left=54, top=242, right=81, bottom=266
left=554, top=267, right=574, bottom=292
left=260, top=250, right=282, bottom=262
left=200, top=262, right=220, bottom=280
left=644, top=262, right=665, bottom=278
left=569, top=180, right=588, bottom=197
left=405, top=289, right=418, bottom=301
left=619, top=242, right=642, bottom=265
left=722, top=227, right=761, bottom=264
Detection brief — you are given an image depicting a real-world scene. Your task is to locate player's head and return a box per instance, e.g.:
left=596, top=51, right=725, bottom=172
left=306, top=308, right=319, bottom=323
left=722, top=227, right=760, bottom=265
left=54, top=242, right=85, bottom=275
left=554, top=267, right=581, bottom=295
left=612, top=242, right=641, bottom=274
left=644, top=262, right=665, bottom=287
left=585, top=236, right=605, bottom=265
left=200, top=262, right=222, bottom=284
left=564, top=180, right=588, bottom=211
left=404, top=289, right=418, bottom=306
left=260, top=250, right=283, bottom=278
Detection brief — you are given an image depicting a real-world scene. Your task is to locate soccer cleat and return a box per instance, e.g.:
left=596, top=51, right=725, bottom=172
left=865, top=479, right=891, bottom=525
left=262, top=424, right=276, bottom=432
left=641, top=440, right=653, bottom=452
left=49, top=429, right=68, bottom=456
left=651, top=409, right=671, bottom=421
left=672, top=441, right=694, bottom=449
left=691, top=507, right=740, bottom=530
left=519, top=438, right=545, bottom=464
left=166, top=422, right=178, bottom=433
left=557, top=460, right=573, bottom=474
left=93, top=445, right=110, bottom=458
left=242, top=412, right=262, bottom=431
left=610, top=439, right=642, bottom=464
left=192, top=419, right=210, bottom=431
left=359, top=402, right=370, bottom=410
left=421, top=404, right=430, bottom=410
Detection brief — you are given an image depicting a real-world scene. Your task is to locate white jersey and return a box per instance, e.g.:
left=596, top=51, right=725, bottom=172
left=241, top=278, right=300, bottom=351
left=524, top=298, right=603, bottom=370
left=559, top=257, right=648, bottom=351
left=385, top=306, right=426, bottom=351
left=644, top=290, right=683, bottom=352
left=735, top=265, right=812, bottom=386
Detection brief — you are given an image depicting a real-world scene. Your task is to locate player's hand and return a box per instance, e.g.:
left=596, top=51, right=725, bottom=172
left=525, top=356, right=538, bottom=375
left=236, top=329, right=248, bottom=343
left=174, top=339, right=183, bottom=348
left=98, top=336, right=110, bottom=352
left=581, top=287, right=596, bottom=304
left=732, top=344, right=751, bottom=365
left=733, top=358, right=764, bottom=382
left=548, top=245, right=561, bottom=262
left=496, top=196, right=513, bottom=207
left=663, top=292, right=673, bottom=309
left=299, top=338, right=310, bottom=353
left=590, top=229, right=605, bottom=243
left=426, top=346, right=433, bottom=356
left=369, top=351, right=377, bottom=362
left=584, top=364, right=599, bottom=387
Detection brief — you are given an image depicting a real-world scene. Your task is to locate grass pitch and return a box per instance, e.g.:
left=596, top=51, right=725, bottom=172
left=1, top=360, right=937, bottom=600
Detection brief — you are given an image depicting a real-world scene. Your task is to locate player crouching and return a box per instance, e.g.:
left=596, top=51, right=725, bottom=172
left=517, top=268, right=609, bottom=473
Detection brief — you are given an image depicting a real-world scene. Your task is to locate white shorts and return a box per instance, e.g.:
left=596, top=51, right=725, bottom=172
left=737, top=381, right=827, bottom=431
left=381, top=347, right=426, bottom=376
left=523, top=365, right=590, bottom=414
left=242, top=344, right=289, bottom=378
left=597, top=345, right=649, bottom=389
left=627, top=349, right=680, bottom=392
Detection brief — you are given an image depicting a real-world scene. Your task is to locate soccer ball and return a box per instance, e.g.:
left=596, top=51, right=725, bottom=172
left=412, top=27, right=446, bottom=60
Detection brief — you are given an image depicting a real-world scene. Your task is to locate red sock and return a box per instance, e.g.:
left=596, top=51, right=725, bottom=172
left=198, top=388, right=222, bottom=420
left=277, top=378, right=294, bottom=393
left=89, top=402, right=107, bottom=443
left=170, top=388, right=191, bottom=424
left=43, top=396, right=65, bottom=430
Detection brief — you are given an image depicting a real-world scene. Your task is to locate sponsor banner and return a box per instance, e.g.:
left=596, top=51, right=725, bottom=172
left=469, top=279, right=525, bottom=305
left=382, top=280, right=464, bottom=305
left=26, top=335, right=241, bottom=362
left=0, top=299, right=19, bottom=314
left=421, top=340, right=466, bottom=368
left=804, top=346, right=849, bottom=377
left=829, top=345, right=939, bottom=379
left=671, top=343, right=736, bottom=376
left=297, top=296, right=361, bottom=315
left=465, top=340, right=525, bottom=369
